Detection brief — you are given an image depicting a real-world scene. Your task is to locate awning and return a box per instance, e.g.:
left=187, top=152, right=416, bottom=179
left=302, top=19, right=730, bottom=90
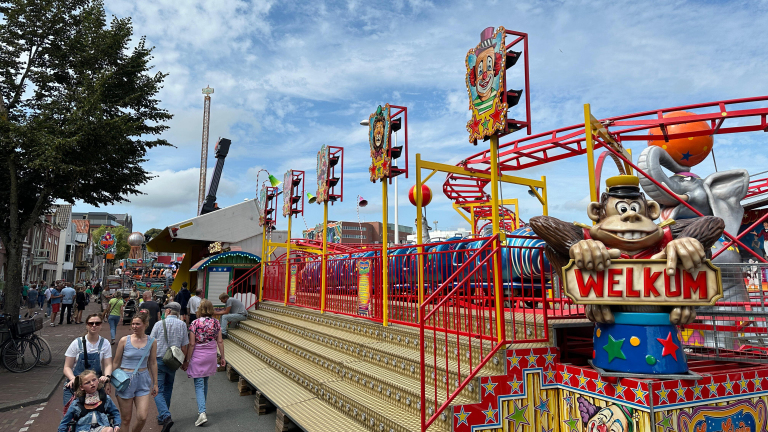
left=189, top=251, right=261, bottom=272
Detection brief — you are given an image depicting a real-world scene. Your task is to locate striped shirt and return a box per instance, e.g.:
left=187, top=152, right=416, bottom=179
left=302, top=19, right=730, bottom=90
left=149, top=315, right=189, bottom=356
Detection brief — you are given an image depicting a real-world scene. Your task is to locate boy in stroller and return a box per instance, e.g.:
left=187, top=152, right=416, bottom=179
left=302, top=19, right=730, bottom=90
left=59, top=370, right=121, bottom=432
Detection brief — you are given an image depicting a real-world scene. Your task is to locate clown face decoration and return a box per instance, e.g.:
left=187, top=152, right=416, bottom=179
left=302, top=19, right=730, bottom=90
left=368, top=104, right=392, bottom=182
left=282, top=169, right=293, bottom=217
left=578, top=397, right=636, bottom=432
left=316, top=144, right=330, bottom=204
left=465, top=26, right=507, bottom=143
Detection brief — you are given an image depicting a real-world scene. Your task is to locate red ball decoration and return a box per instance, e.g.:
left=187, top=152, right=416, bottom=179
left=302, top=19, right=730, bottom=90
left=409, top=184, right=432, bottom=206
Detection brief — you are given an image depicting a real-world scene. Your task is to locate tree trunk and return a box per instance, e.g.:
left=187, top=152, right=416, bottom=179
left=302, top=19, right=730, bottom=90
left=3, top=236, right=23, bottom=320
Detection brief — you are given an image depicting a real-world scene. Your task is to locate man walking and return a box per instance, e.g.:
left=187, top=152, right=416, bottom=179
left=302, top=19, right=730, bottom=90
left=187, top=289, right=202, bottom=323
left=49, top=284, right=63, bottom=326
left=24, top=285, right=38, bottom=317
left=59, top=282, right=77, bottom=325
left=141, top=291, right=161, bottom=335
left=174, top=282, right=191, bottom=324
left=164, top=267, right=173, bottom=289
left=149, top=302, right=189, bottom=431
left=218, top=293, right=247, bottom=338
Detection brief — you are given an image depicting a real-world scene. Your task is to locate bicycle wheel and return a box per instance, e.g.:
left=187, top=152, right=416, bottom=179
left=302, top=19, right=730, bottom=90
left=30, top=335, right=52, bottom=366
left=2, top=339, right=40, bottom=373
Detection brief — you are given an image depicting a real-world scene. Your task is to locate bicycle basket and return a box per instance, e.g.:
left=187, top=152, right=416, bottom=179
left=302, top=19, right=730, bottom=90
left=14, top=319, right=36, bottom=336
left=33, top=315, right=43, bottom=331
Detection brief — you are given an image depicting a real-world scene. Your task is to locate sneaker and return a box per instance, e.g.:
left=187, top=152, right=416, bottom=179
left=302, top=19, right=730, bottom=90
left=221, top=333, right=228, bottom=340
left=161, top=416, right=174, bottom=431
left=195, top=412, right=207, bottom=427
left=50, top=323, right=55, bottom=327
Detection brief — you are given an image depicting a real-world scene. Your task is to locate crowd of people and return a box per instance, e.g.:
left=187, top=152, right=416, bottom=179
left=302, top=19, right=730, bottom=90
left=56, top=281, right=247, bottom=431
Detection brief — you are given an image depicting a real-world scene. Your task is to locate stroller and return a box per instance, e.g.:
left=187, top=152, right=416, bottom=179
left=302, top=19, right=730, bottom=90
left=122, top=295, right=137, bottom=325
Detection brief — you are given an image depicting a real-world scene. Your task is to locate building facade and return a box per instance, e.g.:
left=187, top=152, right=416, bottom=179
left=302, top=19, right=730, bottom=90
left=303, top=221, right=414, bottom=245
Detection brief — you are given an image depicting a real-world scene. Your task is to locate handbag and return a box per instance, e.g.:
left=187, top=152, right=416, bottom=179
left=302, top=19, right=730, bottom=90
left=110, top=336, right=154, bottom=393
left=161, top=318, right=185, bottom=370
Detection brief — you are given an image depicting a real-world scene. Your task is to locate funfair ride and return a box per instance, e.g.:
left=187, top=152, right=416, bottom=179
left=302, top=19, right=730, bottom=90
left=219, top=26, right=768, bottom=432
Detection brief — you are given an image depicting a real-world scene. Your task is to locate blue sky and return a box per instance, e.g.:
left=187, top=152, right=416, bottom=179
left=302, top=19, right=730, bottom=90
left=72, top=0, right=768, bottom=237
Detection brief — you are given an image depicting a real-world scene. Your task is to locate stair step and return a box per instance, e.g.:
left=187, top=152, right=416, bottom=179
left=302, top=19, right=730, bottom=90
left=230, top=326, right=472, bottom=430
left=235, top=321, right=479, bottom=409
left=253, top=307, right=505, bottom=377
left=225, top=341, right=367, bottom=432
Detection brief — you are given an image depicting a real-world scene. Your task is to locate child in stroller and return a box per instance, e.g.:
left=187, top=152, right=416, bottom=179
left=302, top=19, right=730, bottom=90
left=122, top=294, right=137, bottom=325
left=59, top=370, right=120, bottom=432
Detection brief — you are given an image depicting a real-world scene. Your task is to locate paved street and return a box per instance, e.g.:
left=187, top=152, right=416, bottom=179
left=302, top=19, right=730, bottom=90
left=0, top=300, right=275, bottom=431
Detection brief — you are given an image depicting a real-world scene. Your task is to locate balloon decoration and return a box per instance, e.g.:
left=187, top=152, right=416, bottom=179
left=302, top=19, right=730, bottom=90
left=648, top=111, right=713, bottom=167
left=409, top=184, right=432, bottom=206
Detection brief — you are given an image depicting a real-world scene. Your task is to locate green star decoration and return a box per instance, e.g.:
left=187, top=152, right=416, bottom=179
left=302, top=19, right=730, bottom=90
left=563, top=415, right=580, bottom=432
left=603, top=335, right=627, bottom=362
left=505, top=401, right=530, bottom=431
left=656, top=412, right=674, bottom=432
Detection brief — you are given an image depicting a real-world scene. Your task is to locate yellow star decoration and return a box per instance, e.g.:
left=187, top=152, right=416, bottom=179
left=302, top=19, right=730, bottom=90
left=657, top=387, right=670, bottom=404
left=723, top=381, right=735, bottom=394
left=526, top=353, right=538, bottom=366
left=692, top=383, right=703, bottom=399
left=613, top=382, right=626, bottom=397
left=508, top=353, right=521, bottom=369
left=633, top=387, right=648, bottom=402
left=754, top=376, right=763, bottom=391
left=544, top=350, right=557, bottom=365
left=482, top=381, right=497, bottom=397
left=707, top=380, right=720, bottom=396
left=455, top=406, right=470, bottom=426
left=482, top=403, right=498, bottom=423
left=577, top=373, right=590, bottom=389
left=739, top=374, right=749, bottom=393
left=561, top=370, right=572, bottom=383
left=594, top=379, right=606, bottom=393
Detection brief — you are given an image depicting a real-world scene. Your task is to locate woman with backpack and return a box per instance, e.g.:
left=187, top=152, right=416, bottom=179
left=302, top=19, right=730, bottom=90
left=58, top=369, right=121, bottom=432
left=63, top=314, right=113, bottom=406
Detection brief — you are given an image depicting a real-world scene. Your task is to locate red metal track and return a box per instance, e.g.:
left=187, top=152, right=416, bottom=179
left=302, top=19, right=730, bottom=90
left=444, top=96, right=768, bottom=206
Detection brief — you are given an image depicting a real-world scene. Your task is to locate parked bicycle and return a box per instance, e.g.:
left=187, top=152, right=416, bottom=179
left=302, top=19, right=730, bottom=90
left=0, top=314, right=47, bottom=372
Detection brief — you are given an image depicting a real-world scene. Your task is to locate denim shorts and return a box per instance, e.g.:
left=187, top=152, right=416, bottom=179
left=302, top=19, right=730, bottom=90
left=116, top=369, right=152, bottom=399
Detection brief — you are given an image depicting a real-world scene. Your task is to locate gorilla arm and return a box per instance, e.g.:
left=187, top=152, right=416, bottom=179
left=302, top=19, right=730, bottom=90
left=529, top=217, right=618, bottom=324
left=653, top=216, right=725, bottom=325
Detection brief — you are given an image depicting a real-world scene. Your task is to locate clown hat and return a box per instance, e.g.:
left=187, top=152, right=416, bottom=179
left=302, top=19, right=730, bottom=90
left=478, top=27, right=496, bottom=50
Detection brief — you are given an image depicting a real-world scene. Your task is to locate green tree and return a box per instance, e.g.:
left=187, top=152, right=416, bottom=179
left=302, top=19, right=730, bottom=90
left=144, top=227, right=163, bottom=242
left=91, top=225, right=130, bottom=260
left=0, top=0, right=171, bottom=319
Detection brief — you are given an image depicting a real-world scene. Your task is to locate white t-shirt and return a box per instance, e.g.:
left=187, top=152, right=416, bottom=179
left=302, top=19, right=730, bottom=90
left=65, top=336, right=112, bottom=360
left=188, top=296, right=201, bottom=314
left=45, top=288, right=52, bottom=300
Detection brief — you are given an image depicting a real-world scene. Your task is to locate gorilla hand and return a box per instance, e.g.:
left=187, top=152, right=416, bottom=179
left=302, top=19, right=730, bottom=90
left=569, top=240, right=622, bottom=272
left=669, top=306, right=697, bottom=325
left=651, top=237, right=706, bottom=276
left=585, top=305, right=614, bottom=324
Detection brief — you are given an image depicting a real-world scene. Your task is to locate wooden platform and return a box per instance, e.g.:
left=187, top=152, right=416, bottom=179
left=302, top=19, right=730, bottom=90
left=225, top=301, right=559, bottom=432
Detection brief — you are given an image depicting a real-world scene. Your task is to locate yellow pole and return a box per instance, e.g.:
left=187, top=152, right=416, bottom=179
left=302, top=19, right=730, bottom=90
left=415, top=154, right=424, bottom=320
left=584, top=104, right=598, bottom=206
left=320, top=201, right=328, bottom=313
left=490, top=135, right=504, bottom=343
left=284, top=214, right=292, bottom=305
left=541, top=175, right=549, bottom=216
left=381, top=180, right=389, bottom=326
left=259, top=223, right=267, bottom=302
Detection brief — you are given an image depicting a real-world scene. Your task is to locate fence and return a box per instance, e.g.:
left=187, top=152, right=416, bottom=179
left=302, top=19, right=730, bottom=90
left=683, top=262, right=768, bottom=364
left=261, top=260, right=285, bottom=302
left=225, top=265, right=260, bottom=309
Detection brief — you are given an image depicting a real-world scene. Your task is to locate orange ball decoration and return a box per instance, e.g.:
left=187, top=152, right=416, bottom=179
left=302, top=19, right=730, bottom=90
left=409, top=184, right=432, bottom=206
left=648, top=111, right=713, bottom=167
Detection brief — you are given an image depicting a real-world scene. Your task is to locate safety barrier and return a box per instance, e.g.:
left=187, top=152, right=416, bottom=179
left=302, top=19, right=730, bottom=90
left=225, top=264, right=260, bottom=310
left=419, top=235, right=505, bottom=430
left=261, top=260, right=285, bottom=302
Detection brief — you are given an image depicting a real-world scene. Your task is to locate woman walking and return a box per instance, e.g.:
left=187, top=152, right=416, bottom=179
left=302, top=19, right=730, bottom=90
left=63, top=314, right=113, bottom=406
left=104, top=294, right=124, bottom=345
left=112, top=310, right=158, bottom=432
left=74, top=285, right=87, bottom=324
left=58, top=370, right=122, bottom=432
left=182, top=299, right=226, bottom=427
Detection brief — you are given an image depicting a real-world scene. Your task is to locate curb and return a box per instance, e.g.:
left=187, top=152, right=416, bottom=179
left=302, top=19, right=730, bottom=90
left=0, top=367, right=65, bottom=412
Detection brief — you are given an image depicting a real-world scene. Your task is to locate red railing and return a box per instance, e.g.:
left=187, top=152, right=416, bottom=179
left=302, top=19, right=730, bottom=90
left=293, top=254, right=321, bottom=309
left=262, top=260, right=285, bottom=302
left=420, top=235, right=505, bottom=431
left=323, top=253, right=383, bottom=320
left=226, top=264, right=261, bottom=310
